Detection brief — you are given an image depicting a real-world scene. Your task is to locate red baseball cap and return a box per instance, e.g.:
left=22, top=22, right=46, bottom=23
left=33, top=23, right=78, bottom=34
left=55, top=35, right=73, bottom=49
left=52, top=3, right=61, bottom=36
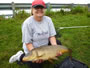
left=32, top=0, right=46, bottom=8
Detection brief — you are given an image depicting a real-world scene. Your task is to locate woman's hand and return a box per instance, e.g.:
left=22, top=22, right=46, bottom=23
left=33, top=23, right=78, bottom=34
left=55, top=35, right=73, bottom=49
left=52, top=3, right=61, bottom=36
left=26, top=43, right=34, bottom=51
left=56, top=52, right=62, bottom=57
left=32, top=59, right=44, bottom=63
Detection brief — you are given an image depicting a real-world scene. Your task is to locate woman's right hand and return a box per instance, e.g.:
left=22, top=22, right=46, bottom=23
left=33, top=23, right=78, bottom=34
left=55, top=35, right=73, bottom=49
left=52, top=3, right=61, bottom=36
left=26, top=43, right=34, bottom=51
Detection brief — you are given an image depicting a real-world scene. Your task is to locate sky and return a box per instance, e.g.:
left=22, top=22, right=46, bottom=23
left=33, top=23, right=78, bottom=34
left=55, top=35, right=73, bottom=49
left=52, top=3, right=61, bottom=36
left=0, top=0, right=90, bottom=4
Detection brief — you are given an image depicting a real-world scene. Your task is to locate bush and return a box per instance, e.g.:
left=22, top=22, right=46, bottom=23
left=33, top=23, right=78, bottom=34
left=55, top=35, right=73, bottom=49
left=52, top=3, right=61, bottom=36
left=87, top=12, right=90, bottom=17
left=0, top=15, right=5, bottom=21
left=45, top=10, right=56, bottom=17
left=60, top=9, right=65, bottom=15
left=71, top=5, right=86, bottom=14
left=45, top=5, right=59, bottom=17
left=15, top=10, right=30, bottom=19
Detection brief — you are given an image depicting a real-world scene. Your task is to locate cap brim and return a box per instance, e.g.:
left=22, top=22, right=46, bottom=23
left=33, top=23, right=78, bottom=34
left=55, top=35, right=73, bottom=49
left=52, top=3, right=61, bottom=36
left=32, top=4, right=45, bottom=8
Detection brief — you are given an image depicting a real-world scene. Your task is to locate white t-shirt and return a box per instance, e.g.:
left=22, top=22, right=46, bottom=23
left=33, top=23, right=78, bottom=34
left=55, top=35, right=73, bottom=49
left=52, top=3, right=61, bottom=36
left=22, top=16, right=56, bottom=54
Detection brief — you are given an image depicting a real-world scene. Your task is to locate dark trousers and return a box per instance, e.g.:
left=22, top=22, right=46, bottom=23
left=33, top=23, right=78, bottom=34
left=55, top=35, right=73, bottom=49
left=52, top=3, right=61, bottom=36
left=18, top=40, right=62, bottom=68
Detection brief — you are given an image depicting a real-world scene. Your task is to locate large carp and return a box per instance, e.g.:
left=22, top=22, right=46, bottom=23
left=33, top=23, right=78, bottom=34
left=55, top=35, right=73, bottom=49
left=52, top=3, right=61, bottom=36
left=22, top=45, right=70, bottom=62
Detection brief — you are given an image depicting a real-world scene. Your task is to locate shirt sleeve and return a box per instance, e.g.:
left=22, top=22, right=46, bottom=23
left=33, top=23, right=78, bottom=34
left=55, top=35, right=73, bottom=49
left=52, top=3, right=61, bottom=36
left=48, top=18, right=56, bottom=37
left=22, top=22, right=33, bottom=44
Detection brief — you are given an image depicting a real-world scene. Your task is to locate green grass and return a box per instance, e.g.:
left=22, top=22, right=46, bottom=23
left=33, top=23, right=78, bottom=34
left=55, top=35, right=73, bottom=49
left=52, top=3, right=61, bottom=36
left=0, top=11, right=90, bottom=68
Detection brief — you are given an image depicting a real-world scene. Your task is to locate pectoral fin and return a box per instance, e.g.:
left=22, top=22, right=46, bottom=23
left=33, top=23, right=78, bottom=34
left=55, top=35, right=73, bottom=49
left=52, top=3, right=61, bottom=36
left=37, top=52, right=45, bottom=59
left=52, top=57, right=59, bottom=60
left=48, top=59, right=54, bottom=64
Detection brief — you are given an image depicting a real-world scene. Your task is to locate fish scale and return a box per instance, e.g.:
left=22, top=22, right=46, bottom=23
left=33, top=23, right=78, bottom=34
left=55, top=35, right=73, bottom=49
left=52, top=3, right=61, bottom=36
left=22, top=45, right=70, bottom=62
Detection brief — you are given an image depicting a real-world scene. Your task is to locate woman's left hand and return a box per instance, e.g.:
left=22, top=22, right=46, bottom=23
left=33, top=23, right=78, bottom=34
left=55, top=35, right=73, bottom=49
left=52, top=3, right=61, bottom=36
left=56, top=52, right=62, bottom=57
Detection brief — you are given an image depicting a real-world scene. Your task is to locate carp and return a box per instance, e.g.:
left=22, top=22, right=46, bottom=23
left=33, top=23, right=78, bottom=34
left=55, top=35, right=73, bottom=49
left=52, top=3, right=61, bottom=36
left=22, top=45, right=70, bottom=62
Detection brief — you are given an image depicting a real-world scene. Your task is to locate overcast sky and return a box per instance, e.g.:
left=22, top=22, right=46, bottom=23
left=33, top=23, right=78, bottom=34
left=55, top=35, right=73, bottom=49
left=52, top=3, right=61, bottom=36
left=0, top=0, right=90, bottom=4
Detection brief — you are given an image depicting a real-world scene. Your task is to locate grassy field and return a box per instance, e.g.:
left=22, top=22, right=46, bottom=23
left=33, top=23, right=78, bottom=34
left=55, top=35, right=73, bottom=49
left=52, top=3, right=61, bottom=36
left=0, top=10, right=90, bottom=68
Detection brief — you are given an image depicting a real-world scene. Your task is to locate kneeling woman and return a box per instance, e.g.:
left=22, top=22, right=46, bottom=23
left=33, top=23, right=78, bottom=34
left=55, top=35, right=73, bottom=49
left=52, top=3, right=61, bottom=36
left=9, top=0, right=62, bottom=68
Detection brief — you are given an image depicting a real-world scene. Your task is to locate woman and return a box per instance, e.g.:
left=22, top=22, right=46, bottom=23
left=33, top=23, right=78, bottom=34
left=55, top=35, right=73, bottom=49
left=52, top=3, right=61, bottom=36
left=9, top=0, right=62, bottom=68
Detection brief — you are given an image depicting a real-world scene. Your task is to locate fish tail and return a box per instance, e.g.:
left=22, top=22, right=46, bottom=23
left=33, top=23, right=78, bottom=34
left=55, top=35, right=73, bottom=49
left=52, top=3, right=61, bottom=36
left=68, top=48, right=72, bottom=60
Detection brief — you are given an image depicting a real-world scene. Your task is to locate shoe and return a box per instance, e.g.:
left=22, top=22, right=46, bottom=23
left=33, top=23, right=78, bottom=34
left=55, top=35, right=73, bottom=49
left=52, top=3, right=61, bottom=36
left=9, top=50, right=23, bottom=63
